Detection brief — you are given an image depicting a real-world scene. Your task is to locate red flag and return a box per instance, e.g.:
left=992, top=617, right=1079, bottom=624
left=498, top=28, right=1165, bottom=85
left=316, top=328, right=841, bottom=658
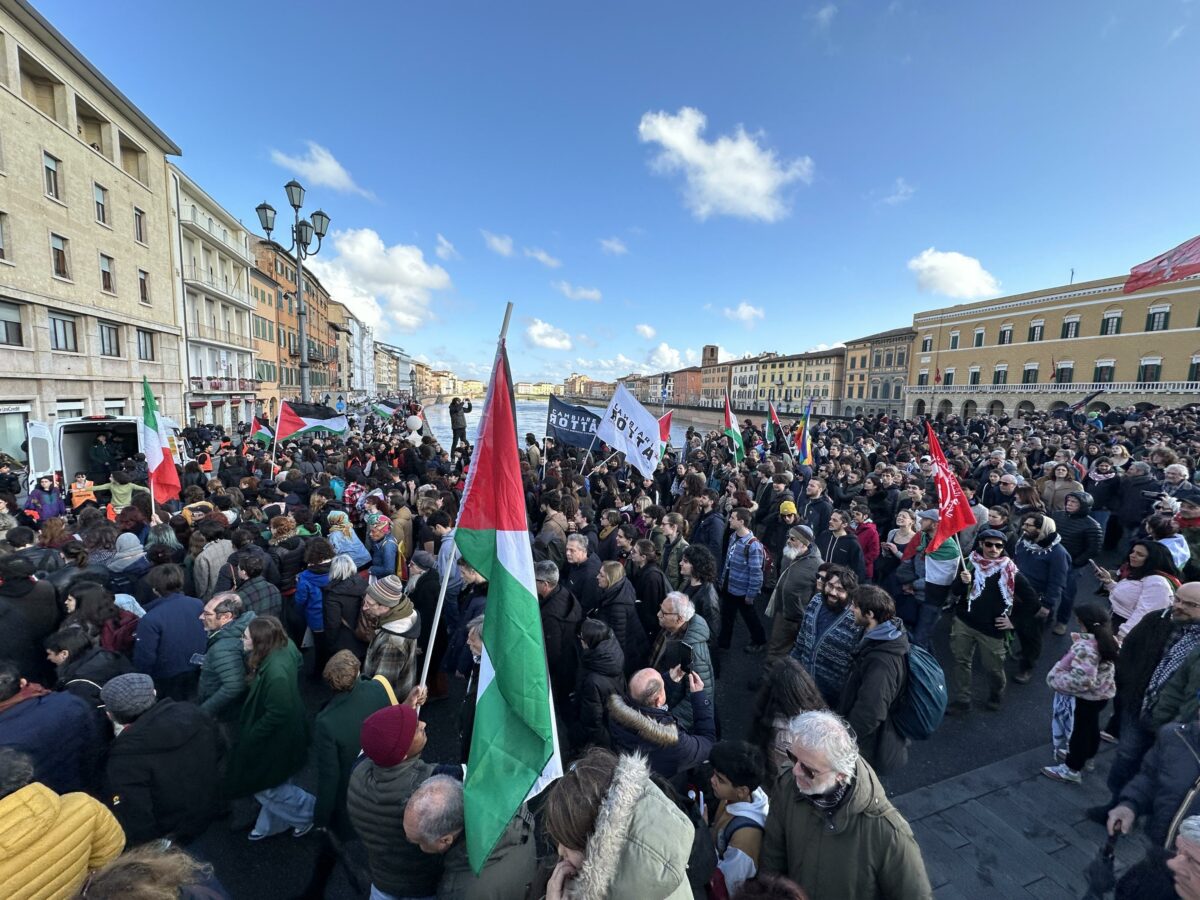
left=1123, top=234, right=1200, bottom=294
left=925, top=422, right=975, bottom=552
left=658, top=410, right=672, bottom=445
left=934, top=367, right=942, bottom=385
left=1049, top=358, right=1057, bottom=382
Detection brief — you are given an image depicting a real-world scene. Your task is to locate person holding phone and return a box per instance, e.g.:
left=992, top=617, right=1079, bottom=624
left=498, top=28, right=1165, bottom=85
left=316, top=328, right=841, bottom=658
left=649, top=592, right=715, bottom=729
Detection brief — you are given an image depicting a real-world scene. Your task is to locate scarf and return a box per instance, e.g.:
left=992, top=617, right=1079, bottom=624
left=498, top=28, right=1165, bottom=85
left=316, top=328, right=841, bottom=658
left=1145, top=623, right=1200, bottom=712
left=1088, top=470, right=1117, bottom=483
left=967, top=551, right=1018, bottom=613
left=1177, top=515, right=1200, bottom=530
left=1017, top=533, right=1062, bottom=557
left=802, top=777, right=852, bottom=812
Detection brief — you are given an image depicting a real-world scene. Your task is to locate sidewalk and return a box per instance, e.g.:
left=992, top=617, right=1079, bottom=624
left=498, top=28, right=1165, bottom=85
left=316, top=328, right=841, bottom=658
left=891, top=743, right=1147, bottom=898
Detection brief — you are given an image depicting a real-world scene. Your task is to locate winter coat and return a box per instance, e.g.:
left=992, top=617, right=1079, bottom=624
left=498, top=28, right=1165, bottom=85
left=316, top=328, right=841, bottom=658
left=1046, top=633, right=1116, bottom=701
left=367, top=534, right=398, bottom=579
left=436, top=807, right=539, bottom=900
left=1114, top=610, right=1177, bottom=713
left=1084, top=470, right=1121, bottom=512
left=1013, top=537, right=1071, bottom=612
left=1150, top=644, right=1200, bottom=728
left=329, top=530, right=372, bottom=568
left=193, top=539, right=235, bottom=600
left=571, top=634, right=626, bottom=751
left=799, top=495, right=834, bottom=539
left=321, top=576, right=369, bottom=660
left=607, top=690, right=716, bottom=780
left=407, top=568, right=441, bottom=652
left=854, top=521, right=880, bottom=580
left=57, top=646, right=132, bottom=719
left=1110, top=573, right=1176, bottom=640
left=1117, top=472, right=1159, bottom=528
left=866, top=488, right=901, bottom=535
left=0, top=597, right=40, bottom=682
left=364, top=609, right=421, bottom=697
left=951, top=562, right=1039, bottom=639
left=133, top=592, right=206, bottom=681
left=1, top=576, right=60, bottom=642
left=445, top=584, right=488, bottom=676
left=838, top=620, right=910, bottom=776
left=760, top=758, right=931, bottom=900
left=268, top=534, right=308, bottom=592
left=683, top=581, right=721, bottom=652
left=651, top=614, right=715, bottom=729
left=313, top=677, right=391, bottom=836
left=815, top=530, right=867, bottom=581
left=1041, top=478, right=1084, bottom=512
left=540, top=583, right=582, bottom=708
left=223, top=640, right=310, bottom=798
left=768, top=547, right=823, bottom=622
left=213, top=545, right=281, bottom=594
left=103, top=699, right=222, bottom=844
left=566, top=552, right=602, bottom=613
left=449, top=398, right=472, bottom=429
left=632, top=562, right=671, bottom=636
left=1052, top=494, right=1103, bottom=567
left=723, top=531, right=765, bottom=599
left=1119, top=721, right=1200, bottom=848
left=295, top=562, right=332, bottom=633
left=663, top=536, right=689, bottom=590
left=791, top=596, right=863, bottom=706
left=0, top=689, right=99, bottom=795
left=346, top=755, right=442, bottom=897
left=558, top=754, right=695, bottom=900
left=196, top=610, right=254, bottom=721
left=692, top=509, right=727, bottom=574
left=594, top=578, right=649, bottom=676
left=0, top=782, right=125, bottom=900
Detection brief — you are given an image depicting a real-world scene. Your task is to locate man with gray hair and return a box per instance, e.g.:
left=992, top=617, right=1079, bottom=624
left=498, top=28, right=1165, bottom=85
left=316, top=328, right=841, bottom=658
left=564, top=532, right=601, bottom=613
left=650, top=591, right=714, bottom=727
left=760, top=710, right=931, bottom=899
left=404, top=775, right=537, bottom=899
left=534, top=559, right=582, bottom=717
left=198, top=592, right=254, bottom=725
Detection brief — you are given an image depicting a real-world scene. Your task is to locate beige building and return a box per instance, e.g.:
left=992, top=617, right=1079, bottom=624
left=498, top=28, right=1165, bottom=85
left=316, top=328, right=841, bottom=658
left=843, top=327, right=916, bottom=418
left=374, top=344, right=401, bottom=396
left=167, top=164, right=256, bottom=428
left=758, top=348, right=846, bottom=417
left=905, top=275, right=1200, bottom=419
left=0, top=0, right=184, bottom=456
left=731, top=354, right=772, bottom=409
left=250, top=266, right=281, bottom=419
left=563, top=372, right=590, bottom=396
left=411, top=359, right=436, bottom=398
left=459, top=378, right=484, bottom=397
left=700, top=345, right=730, bottom=405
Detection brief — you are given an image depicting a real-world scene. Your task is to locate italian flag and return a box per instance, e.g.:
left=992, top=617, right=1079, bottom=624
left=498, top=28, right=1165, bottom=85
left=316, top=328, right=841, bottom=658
left=458, top=341, right=560, bottom=872
left=276, top=401, right=349, bottom=442
left=658, top=410, right=672, bottom=460
left=140, top=378, right=180, bottom=501
left=765, top=401, right=784, bottom=444
left=723, top=392, right=745, bottom=462
left=249, top=416, right=273, bottom=445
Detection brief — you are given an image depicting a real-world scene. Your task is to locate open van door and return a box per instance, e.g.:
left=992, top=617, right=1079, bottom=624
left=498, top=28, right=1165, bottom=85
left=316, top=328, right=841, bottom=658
left=159, top=416, right=192, bottom=464
left=25, top=420, right=54, bottom=493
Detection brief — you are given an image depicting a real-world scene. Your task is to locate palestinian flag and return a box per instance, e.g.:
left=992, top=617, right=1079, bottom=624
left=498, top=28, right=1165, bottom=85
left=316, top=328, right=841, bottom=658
left=140, top=378, right=180, bottom=501
left=372, top=399, right=400, bottom=419
left=658, top=410, right=672, bottom=460
left=458, top=340, right=560, bottom=872
left=766, top=401, right=784, bottom=444
left=276, top=401, right=349, bottom=442
left=723, top=392, right=745, bottom=462
left=249, top=416, right=273, bottom=445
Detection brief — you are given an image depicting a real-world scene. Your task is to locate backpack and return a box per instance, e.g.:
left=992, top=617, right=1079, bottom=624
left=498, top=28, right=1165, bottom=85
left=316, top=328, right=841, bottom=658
left=739, top=536, right=773, bottom=584
left=891, top=643, right=948, bottom=740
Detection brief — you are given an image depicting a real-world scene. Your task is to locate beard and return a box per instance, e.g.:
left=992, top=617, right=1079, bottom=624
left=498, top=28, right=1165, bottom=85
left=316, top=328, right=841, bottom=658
left=782, top=544, right=800, bottom=561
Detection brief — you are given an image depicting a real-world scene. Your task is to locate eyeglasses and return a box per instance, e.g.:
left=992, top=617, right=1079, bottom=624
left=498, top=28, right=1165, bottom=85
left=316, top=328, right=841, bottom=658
left=981, top=541, right=1005, bottom=549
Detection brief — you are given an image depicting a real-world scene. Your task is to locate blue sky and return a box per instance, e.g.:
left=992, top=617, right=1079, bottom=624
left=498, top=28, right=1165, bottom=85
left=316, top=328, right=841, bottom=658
left=37, top=0, right=1200, bottom=383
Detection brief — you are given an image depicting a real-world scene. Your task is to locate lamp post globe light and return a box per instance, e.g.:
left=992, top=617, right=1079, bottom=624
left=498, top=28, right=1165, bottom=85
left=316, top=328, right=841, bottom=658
left=255, top=183, right=331, bottom=403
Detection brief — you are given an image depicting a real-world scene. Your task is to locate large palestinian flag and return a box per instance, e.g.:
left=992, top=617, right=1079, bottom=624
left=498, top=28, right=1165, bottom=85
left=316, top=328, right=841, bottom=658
left=724, top=392, right=745, bottom=462
left=249, top=416, right=273, bottom=445
left=458, top=340, right=560, bottom=872
left=372, top=399, right=400, bottom=419
left=276, top=401, right=349, bottom=442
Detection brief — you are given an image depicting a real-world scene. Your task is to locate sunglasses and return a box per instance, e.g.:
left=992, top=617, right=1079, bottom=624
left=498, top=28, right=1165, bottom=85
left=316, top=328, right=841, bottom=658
left=981, top=541, right=1005, bottom=549
left=785, top=749, right=829, bottom=780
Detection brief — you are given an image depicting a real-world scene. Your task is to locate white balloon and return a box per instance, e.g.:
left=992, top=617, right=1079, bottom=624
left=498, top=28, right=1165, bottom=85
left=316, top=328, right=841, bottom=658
left=405, top=415, right=423, bottom=432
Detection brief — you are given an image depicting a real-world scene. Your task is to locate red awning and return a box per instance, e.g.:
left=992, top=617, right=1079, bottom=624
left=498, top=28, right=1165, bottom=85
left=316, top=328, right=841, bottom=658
left=230, top=398, right=241, bottom=405
left=210, top=399, right=226, bottom=406
left=188, top=401, right=207, bottom=409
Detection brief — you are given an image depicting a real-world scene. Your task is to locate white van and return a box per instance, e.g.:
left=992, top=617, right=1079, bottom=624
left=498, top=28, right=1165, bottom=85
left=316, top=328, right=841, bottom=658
left=25, top=415, right=192, bottom=493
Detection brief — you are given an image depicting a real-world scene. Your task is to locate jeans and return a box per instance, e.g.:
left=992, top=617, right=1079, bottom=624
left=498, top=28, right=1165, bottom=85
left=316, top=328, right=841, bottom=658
left=253, top=781, right=315, bottom=837
left=718, top=590, right=767, bottom=648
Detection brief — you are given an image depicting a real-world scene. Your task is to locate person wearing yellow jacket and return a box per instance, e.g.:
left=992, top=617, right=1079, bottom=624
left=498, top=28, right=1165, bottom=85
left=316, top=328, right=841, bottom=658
left=0, top=747, right=125, bottom=900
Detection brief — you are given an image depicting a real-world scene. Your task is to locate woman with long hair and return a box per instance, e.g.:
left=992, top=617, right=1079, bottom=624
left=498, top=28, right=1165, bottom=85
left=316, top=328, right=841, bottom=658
left=64, top=582, right=138, bottom=655
left=679, top=543, right=721, bottom=656
left=1097, top=539, right=1181, bottom=640
left=1040, top=463, right=1085, bottom=513
left=593, top=561, right=648, bottom=676
left=37, top=516, right=73, bottom=550
left=747, top=658, right=827, bottom=776
left=144, top=523, right=186, bottom=564
left=224, top=615, right=313, bottom=839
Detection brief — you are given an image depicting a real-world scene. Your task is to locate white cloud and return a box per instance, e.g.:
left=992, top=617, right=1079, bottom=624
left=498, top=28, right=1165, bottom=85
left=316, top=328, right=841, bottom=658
left=305, top=228, right=451, bottom=333
left=812, top=3, right=837, bottom=30
left=882, top=177, right=916, bottom=205
left=647, top=342, right=683, bottom=370
left=637, top=106, right=814, bottom=222
left=1168, top=24, right=1187, bottom=44
left=526, top=318, right=573, bottom=351
left=269, top=141, right=373, bottom=198
left=635, top=323, right=657, bottom=339
left=685, top=348, right=699, bottom=364
left=553, top=280, right=603, bottom=302
left=574, top=354, right=639, bottom=376
left=599, top=236, right=629, bottom=255
left=435, top=234, right=460, bottom=261
left=481, top=230, right=514, bottom=257
left=524, top=247, right=562, bottom=268
left=907, top=247, right=1000, bottom=299
left=805, top=341, right=846, bottom=352
left=722, top=301, right=766, bottom=327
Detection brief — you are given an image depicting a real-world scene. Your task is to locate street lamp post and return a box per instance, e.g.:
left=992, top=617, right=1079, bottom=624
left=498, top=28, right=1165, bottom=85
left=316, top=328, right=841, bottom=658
left=256, top=181, right=330, bottom=403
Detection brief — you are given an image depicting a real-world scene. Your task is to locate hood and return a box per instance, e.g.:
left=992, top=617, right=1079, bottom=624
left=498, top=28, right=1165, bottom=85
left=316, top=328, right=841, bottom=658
left=607, top=694, right=679, bottom=747
left=582, top=634, right=625, bottom=678
left=1065, top=490, right=1094, bottom=515
left=108, top=699, right=211, bottom=756
left=0, top=783, right=69, bottom=855
left=789, top=757, right=895, bottom=834
left=380, top=609, right=420, bottom=637
left=864, top=618, right=904, bottom=643
left=725, top=786, right=770, bottom=828
left=600, top=578, right=636, bottom=607
left=568, top=754, right=694, bottom=900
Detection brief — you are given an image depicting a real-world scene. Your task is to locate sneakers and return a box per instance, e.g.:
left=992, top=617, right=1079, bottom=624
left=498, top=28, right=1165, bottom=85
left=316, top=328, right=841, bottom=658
left=1013, top=669, right=1034, bottom=684
left=946, top=700, right=972, bottom=716
left=1042, top=764, right=1082, bottom=784
left=985, top=697, right=1003, bottom=711
left=1052, top=622, right=1068, bottom=636
left=292, top=823, right=313, bottom=838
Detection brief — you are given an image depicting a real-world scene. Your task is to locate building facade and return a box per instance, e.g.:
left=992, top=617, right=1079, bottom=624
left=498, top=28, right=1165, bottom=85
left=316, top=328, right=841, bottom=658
left=0, top=1, right=184, bottom=456
left=700, top=345, right=730, bottom=405
left=904, top=275, right=1200, bottom=419
left=731, top=354, right=770, bottom=408
left=758, top=348, right=846, bottom=416
left=842, top=327, right=915, bottom=418
left=249, top=267, right=281, bottom=420
left=346, top=313, right=373, bottom=404
left=671, top=366, right=702, bottom=405
left=374, top=344, right=400, bottom=396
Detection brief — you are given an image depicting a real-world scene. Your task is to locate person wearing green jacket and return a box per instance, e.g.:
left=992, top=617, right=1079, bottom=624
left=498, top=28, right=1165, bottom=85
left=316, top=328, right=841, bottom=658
left=197, top=594, right=254, bottom=733
left=87, top=471, right=150, bottom=512
left=223, top=615, right=313, bottom=840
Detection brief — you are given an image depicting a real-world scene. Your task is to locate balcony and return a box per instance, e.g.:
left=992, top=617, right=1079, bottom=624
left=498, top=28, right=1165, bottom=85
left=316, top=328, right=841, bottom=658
left=184, top=264, right=252, bottom=308
left=189, top=377, right=258, bottom=393
left=181, top=208, right=255, bottom=264
left=905, top=381, right=1200, bottom=395
left=189, top=321, right=255, bottom=350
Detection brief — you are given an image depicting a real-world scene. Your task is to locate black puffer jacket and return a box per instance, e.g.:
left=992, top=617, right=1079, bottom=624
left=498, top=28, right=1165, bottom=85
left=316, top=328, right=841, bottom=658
left=593, top=578, right=649, bottom=676
left=570, top=633, right=626, bottom=751
left=1085, top=470, right=1121, bottom=512
left=1119, top=721, right=1200, bottom=847
left=1051, top=491, right=1104, bottom=567
left=268, top=535, right=308, bottom=592
left=540, top=583, right=582, bottom=708
left=838, top=621, right=910, bottom=776
left=565, top=552, right=602, bottom=613
left=58, top=645, right=132, bottom=712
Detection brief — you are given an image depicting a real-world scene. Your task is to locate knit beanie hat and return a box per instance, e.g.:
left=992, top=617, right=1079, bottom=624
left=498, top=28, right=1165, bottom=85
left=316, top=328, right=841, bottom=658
left=366, top=575, right=407, bottom=609
left=101, top=673, right=156, bottom=719
left=360, top=704, right=419, bottom=767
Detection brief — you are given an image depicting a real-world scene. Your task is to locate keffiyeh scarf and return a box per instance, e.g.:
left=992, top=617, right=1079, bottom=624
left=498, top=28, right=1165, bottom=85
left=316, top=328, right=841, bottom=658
left=967, top=551, right=1018, bottom=614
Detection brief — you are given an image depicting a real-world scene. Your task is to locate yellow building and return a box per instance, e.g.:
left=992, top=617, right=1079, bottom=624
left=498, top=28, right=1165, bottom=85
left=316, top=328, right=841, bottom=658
left=700, top=345, right=730, bottom=405
left=250, top=267, right=281, bottom=420
left=757, top=348, right=846, bottom=416
left=843, top=327, right=916, bottom=418
left=905, top=274, right=1200, bottom=419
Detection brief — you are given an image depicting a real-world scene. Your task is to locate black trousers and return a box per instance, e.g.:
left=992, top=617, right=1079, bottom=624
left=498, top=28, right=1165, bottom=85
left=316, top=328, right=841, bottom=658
left=1066, top=696, right=1108, bottom=772
left=718, top=590, right=767, bottom=648
left=1011, top=603, right=1045, bottom=673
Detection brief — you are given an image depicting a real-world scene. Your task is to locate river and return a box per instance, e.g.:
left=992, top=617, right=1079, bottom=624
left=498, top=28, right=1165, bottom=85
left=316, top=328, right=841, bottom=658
left=419, top=399, right=713, bottom=451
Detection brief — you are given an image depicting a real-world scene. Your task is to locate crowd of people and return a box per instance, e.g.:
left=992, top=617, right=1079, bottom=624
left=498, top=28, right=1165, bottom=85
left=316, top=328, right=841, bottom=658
left=2, top=398, right=1200, bottom=899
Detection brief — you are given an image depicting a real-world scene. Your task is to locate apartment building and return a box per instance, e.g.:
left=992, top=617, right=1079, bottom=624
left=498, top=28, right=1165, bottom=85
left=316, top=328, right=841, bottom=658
left=249, top=266, right=282, bottom=420
left=0, top=0, right=183, bottom=456
left=699, top=345, right=730, bottom=404
left=731, top=354, right=771, bottom=408
left=842, top=327, right=915, bottom=418
left=758, top=348, right=846, bottom=416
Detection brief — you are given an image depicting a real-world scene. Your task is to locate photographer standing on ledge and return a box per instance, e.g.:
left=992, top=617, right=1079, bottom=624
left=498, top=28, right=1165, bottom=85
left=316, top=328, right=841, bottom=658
left=448, top=397, right=472, bottom=455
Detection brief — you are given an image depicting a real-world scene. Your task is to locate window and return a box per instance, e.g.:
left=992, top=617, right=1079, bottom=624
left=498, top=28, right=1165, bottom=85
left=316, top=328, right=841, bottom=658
left=0, top=212, right=8, bottom=261
left=949, top=331, right=960, bottom=350
left=136, top=329, right=154, bottom=361
left=1189, top=356, right=1200, bottom=382
left=98, top=321, right=120, bottom=357
left=1146, top=307, right=1170, bottom=332
left=1094, top=361, right=1115, bottom=383
left=917, top=372, right=929, bottom=386
left=138, top=269, right=150, bottom=304
left=943, top=369, right=955, bottom=386
left=870, top=384, right=878, bottom=399
left=99, top=254, right=115, bottom=293
left=969, top=368, right=981, bottom=386
left=993, top=367, right=1008, bottom=385
left=1101, top=312, right=1122, bottom=335
left=50, top=233, right=70, bottom=279
left=49, top=312, right=77, bottom=351
left=1054, top=364, right=1073, bottom=384
left=1138, top=360, right=1162, bottom=383
left=1061, top=317, right=1080, bottom=340
left=873, top=352, right=882, bottom=368
left=93, top=183, right=107, bottom=225
left=999, top=326, right=1013, bottom=345
left=133, top=208, right=146, bottom=244
left=0, top=302, right=22, bottom=346
left=1027, top=321, right=1044, bottom=342
left=1021, top=366, right=1038, bottom=385
left=921, top=335, right=932, bottom=352
left=973, top=328, right=985, bottom=348
left=43, top=152, right=60, bottom=199
left=118, top=133, right=147, bottom=183
left=849, top=356, right=856, bottom=369
left=896, top=351, right=905, bottom=367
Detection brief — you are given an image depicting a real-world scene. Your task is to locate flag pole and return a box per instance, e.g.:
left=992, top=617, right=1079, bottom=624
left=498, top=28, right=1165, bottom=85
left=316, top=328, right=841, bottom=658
left=578, top=433, right=599, bottom=475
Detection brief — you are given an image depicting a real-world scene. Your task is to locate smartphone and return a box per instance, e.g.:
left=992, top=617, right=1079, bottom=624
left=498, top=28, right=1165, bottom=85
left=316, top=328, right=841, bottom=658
left=678, top=644, right=694, bottom=675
